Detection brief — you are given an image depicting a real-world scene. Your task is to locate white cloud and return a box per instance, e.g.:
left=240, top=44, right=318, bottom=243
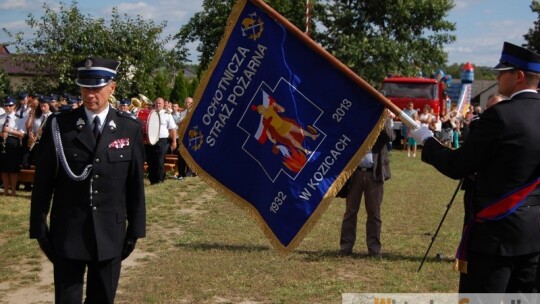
left=1, top=19, right=28, bottom=32
left=0, top=0, right=29, bottom=10
left=104, top=1, right=201, bottom=24
left=112, top=2, right=158, bottom=18
left=446, top=3, right=534, bottom=66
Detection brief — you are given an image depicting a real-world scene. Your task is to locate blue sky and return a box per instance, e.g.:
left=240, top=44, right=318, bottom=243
left=0, top=0, right=537, bottom=68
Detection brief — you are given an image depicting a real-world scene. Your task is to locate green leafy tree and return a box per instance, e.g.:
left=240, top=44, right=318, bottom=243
left=175, top=0, right=323, bottom=73
left=319, top=0, right=456, bottom=84
left=524, top=0, right=540, bottom=54
left=2, top=0, right=175, bottom=98
left=154, top=70, right=172, bottom=100
left=0, top=69, right=11, bottom=99
left=189, top=77, right=200, bottom=99
left=170, top=72, right=188, bottom=104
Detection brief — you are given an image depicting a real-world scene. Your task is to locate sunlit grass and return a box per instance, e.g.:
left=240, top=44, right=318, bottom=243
left=0, top=148, right=465, bottom=303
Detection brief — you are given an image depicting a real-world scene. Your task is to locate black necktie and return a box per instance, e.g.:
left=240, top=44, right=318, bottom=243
left=93, top=116, right=101, bottom=139
left=18, top=106, right=24, bottom=118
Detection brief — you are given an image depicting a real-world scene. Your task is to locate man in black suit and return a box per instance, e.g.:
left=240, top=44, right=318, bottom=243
left=340, top=111, right=395, bottom=257
left=411, top=42, right=540, bottom=292
left=30, top=57, right=146, bottom=303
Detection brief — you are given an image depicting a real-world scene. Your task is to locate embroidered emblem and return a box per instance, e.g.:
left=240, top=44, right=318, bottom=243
left=108, top=138, right=130, bottom=149
left=188, top=126, right=204, bottom=151
left=241, top=12, right=264, bottom=41
left=109, top=120, right=116, bottom=130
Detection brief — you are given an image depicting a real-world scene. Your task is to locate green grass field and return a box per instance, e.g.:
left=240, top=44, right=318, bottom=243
left=0, top=148, right=466, bottom=303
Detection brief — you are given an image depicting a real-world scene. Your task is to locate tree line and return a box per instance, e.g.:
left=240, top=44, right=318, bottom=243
left=2, top=0, right=540, bottom=102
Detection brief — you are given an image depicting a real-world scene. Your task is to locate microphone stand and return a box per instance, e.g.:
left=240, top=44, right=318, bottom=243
left=418, top=178, right=463, bottom=272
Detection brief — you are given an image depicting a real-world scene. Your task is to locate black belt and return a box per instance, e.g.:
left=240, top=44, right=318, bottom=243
left=358, top=167, right=373, bottom=172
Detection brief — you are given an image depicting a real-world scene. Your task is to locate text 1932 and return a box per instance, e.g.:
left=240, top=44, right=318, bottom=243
left=270, top=191, right=287, bottom=214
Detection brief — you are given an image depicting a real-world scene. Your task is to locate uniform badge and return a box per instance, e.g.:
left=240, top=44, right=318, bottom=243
left=76, top=118, right=85, bottom=129
left=109, top=120, right=116, bottom=130
left=85, top=58, right=93, bottom=68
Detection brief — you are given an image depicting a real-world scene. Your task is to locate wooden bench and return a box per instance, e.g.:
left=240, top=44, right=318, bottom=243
left=144, top=162, right=177, bottom=175
left=21, top=160, right=178, bottom=182
left=18, top=168, right=35, bottom=183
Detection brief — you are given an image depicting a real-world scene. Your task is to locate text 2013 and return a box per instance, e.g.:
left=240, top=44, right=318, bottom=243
left=332, top=99, right=352, bottom=122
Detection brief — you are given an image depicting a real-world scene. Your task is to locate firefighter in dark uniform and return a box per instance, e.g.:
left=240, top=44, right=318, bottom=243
left=411, top=42, right=540, bottom=292
left=30, top=57, right=146, bottom=303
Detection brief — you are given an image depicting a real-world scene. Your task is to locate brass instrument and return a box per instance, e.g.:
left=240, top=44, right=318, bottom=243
left=129, top=94, right=152, bottom=113
left=29, top=115, right=47, bottom=151
left=1, top=116, right=9, bottom=154
left=138, top=94, right=152, bottom=106
left=108, top=95, right=117, bottom=106
left=130, top=97, right=142, bottom=113
left=26, top=109, right=37, bottom=149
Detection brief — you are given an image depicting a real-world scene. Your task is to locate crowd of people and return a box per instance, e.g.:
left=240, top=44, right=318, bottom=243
left=399, top=100, right=485, bottom=155
left=0, top=89, right=195, bottom=195
left=0, top=93, right=84, bottom=195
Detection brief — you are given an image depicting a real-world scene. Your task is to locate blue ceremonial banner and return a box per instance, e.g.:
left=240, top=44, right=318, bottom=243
left=179, top=0, right=388, bottom=253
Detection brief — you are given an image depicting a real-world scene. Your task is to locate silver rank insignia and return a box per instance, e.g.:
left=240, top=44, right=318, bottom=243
left=76, top=118, right=85, bottom=129
left=85, top=58, right=93, bottom=68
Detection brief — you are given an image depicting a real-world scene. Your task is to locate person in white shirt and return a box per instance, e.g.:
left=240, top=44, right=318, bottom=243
left=1, top=96, right=27, bottom=196
left=146, top=97, right=177, bottom=184
left=17, top=93, right=33, bottom=171
left=29, top=96, right=54, bottom=150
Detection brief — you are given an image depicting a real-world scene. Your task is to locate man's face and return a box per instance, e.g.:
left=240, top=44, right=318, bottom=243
left=119, top=104, right=130, bottom=112
left=80, top=82, right=116, bottom=113
left=496, top=69, right=518, bottom=98
left=4, top=104, right=15, bottom=114
left=186, top=98, right=194, bottom=109
left=155, top=98, right=165, bottom=111
left=172, top=104, right=179, bottom=112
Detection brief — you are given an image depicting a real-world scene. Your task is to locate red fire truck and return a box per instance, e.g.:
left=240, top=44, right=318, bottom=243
left=381, top=76, right=449, bottom=142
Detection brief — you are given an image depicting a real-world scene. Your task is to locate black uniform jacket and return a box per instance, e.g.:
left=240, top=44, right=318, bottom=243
left=30, top=106, right=146, bottom=261
left=422, top=91, right=540, bottom=256
left=371, top=120, right=395, bottom=182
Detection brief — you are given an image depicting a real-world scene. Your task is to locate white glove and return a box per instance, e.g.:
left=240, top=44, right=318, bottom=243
left=410, top=125, right=433, bottom=145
